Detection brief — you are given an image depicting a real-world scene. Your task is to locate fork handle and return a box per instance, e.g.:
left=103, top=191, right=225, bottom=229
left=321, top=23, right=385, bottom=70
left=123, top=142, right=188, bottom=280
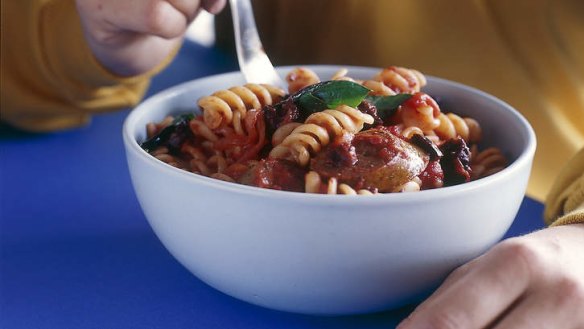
left=229, top=0, right=284, bottom=87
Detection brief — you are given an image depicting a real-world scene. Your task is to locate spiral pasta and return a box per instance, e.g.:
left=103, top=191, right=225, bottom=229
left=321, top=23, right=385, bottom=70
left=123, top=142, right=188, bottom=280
left=400, top=126, right=425, bottom=139
left=394, top=178, right=422, bottom=193
left=271, top=122, right=302, bottom=146
left=143, top=65, right=509, bottom=195
left=269, top=123, right=330, bottom=166
left=373, top=66, right=427, bottom=94
left=198, top=83, right=285, bottom=134
left=146, top=116, right=174, bottom=138
left=305, top=171, right=376, bottom=195
left=470, top=145, right=507, bottom=179
left=395, top=126, right=440, bottom=146
left=321, top=68, right=398, bottom=96
left=163, top=113, right=266, bottom=177
left=399, top=92, right=442, bottom=131
left=434, top=113, right=482, bottom=144
left=361, top=79, right=397, bottom=96
left=269, top=105, right=374, bottom=166
left=177, top=141, right=230, bottom=177
left=286, top=67, right=321, bottom=94
left=330, top=68, right=355, bottom=81
left=285, top=67, right=411, bottom=96
left=189, top=117, right=219, bottom=142
left=150, top=146, right=184, bottom=169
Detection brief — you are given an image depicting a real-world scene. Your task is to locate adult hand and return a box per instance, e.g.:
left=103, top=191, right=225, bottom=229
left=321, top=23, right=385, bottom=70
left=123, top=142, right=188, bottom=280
left=397, top=223, right=584, bottom=329
left=75, top=0, right=226, bottom=76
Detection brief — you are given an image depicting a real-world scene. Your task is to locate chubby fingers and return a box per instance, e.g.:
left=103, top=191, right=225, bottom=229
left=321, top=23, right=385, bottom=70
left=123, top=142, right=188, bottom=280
left=165, top=0, right=203, bottom=26
left=106, top=0, right=194, bottom=39
left=165, top=0, right=226, bottom=20
left=162, top=0, right=227, bottom=35
left=397, top=240, right=532, bottom=329
left=202, top=0, right=227, bottom=14
left=78, top=0, right=226, bottom=40
left=164, top=0, right=226, bottom=28
left=77, top=0, right=184, bottom=41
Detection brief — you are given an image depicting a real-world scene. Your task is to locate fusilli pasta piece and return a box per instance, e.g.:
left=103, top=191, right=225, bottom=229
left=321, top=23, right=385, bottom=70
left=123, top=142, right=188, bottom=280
left=332, top=68, right=398, bottom=96
left=374, top=66, right=427, bottom=94
left=305, top=171, right=376, bottom=195
left=330, top=68, right=362, bottom=83
left=198, top=84, right=284, bottom=134
left=400, top=126, right=425, bottom=139
left=400, top=92, right=441, bottom=131
left=146, top=116, right=174, bottom=138
left=434, top=113, right=482, bottom=143
left=271, top=122, right=302, bottom=146
left=362, top=80, right=397, bottom=96
left=210, top=173, right=236, bottom=183
left=286, top=67, right=321, bottom=94
left=151, top=147, right=185, bottom=169
left=398, top=125, right=442, bottom=145
left=269, top=105, right=374, bottom=166
left=189, top=118, right=219, bottom=142
left=394, top=177, right=422, bottom=192
left=470, top=146, right=507, bottom=179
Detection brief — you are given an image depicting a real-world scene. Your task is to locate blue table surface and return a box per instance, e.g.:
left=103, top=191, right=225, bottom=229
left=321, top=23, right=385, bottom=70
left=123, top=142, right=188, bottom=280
left=0, top=41, right=545, bottom=329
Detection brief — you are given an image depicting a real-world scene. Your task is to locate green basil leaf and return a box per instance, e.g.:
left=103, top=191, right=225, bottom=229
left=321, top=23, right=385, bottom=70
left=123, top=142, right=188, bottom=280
left=365, top=94, right=412, bottom=120
left=295, top=80, right=371, bottom=114
left=297, top=93, right=328, bottom=113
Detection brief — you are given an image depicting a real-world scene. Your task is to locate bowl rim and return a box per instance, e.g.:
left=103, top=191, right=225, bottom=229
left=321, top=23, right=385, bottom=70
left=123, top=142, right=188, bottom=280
left=123, top=65, right=536, bottom=205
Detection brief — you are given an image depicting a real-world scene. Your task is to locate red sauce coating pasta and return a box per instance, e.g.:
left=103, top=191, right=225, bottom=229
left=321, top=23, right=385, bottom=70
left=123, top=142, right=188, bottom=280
left=142, top=66, right=507, bottom=194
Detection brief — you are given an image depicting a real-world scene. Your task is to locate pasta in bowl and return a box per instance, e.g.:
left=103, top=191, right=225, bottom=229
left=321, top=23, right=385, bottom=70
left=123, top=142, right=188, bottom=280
left=140, top=66, right=506, bottom=194
left=123, top=65, right=536, bottom=315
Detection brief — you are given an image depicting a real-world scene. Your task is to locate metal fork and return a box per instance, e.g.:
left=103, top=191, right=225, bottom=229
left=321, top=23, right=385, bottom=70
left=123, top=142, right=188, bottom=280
left=229, top=0, right=286, bottom=88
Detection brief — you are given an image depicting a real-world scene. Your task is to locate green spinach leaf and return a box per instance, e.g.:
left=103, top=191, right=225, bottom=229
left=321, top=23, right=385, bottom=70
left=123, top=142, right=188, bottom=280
left=365, top=94, right=412, bottom=120
left=294, top=80, right=371, bottom=114
left=140, top=113, right=194, bottom=153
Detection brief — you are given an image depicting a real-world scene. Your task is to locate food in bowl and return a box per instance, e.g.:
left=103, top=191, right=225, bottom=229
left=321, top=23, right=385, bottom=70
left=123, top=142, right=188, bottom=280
left=140, top=66, right=507, bottom=194
left=123, top=65, right=535, bottom=315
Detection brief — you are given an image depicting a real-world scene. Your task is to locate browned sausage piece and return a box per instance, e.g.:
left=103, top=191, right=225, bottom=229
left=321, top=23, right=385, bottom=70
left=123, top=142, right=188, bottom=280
left=310, top=127, right=429, bottom=192
left=237, top=159, right=307, bottom=192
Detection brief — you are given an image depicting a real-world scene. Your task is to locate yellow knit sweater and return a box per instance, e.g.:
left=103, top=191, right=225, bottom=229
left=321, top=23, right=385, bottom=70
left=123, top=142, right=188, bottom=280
left=0, top=0, right=169, bottom=131
left=1, top=0, right=583, bottom=225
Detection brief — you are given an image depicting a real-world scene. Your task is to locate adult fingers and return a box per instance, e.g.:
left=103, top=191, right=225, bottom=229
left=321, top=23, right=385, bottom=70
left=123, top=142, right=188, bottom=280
left=397, top=241, right=532, bottom=329
left=492, top=275, right=584, bottom=329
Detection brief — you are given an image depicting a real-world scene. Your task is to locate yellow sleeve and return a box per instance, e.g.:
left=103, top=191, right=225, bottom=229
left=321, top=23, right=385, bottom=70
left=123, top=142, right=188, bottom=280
left=544, top=147, right=584, bottom=226
left=0, top=0, right=175, bottom=132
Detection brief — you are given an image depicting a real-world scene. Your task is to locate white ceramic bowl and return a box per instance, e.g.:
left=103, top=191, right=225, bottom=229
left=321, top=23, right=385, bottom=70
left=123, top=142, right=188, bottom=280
left=123, top=65, right=536, bottom=315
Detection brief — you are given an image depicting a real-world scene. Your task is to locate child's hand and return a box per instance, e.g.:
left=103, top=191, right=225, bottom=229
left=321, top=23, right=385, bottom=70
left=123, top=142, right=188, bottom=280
left=75, top=0, right=226, bottom=76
